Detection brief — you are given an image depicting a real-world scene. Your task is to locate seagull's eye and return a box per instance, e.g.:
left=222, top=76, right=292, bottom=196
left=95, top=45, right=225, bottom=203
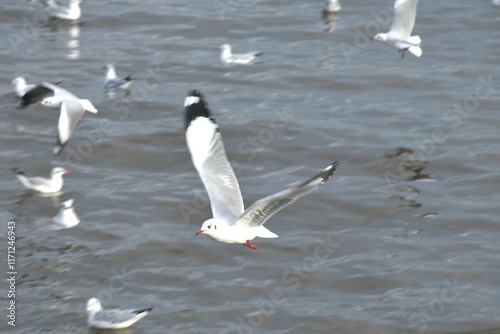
left=208, top=225, right=211, bottom=229
left=214, top=225, right=217, bottom=230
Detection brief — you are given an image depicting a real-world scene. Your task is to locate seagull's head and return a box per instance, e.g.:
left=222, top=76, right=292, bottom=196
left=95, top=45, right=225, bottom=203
left=52, top=167, right=70, bottom=178
left=10, top=77, right=25, bottom=86
left=217, top=44, right=231, bottom=53
left=196, top=219, right=220, bottom=237
left=85, top=298, right=102, bottom=315
left=371, top=33, right=387, bottom=42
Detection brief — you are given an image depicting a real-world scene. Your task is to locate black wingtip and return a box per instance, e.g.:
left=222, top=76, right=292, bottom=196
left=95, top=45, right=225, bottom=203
left=124, top=75, right=134, bottom=81
left=134, top=307, right=153, bottom=315
left=184, top=90, right=213, bottom=130
left=53, top=139, right=68, bottom=156
left=322, top=161, right=339, bottom=181
left=255, top=52, right=263, bottom=57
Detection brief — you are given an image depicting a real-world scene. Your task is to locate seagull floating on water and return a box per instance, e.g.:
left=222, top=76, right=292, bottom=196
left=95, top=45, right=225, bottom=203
left=10, top=77, right=36, bottom=97
left=184, top=90, right=339, bottom=249
left=102, top=64, right=134, bottom=91
left=86, top=298, right=153, bottom=329
left=17, top=81, right=97, bottom=113
left=54, top=199, right=79, bottom=227
left=45, top=0, right=82, bottom=21
left=13, top=167, right=69, bottom=194
left=217, top=44, right=262, bottom=65
left=371, top=0, right=422, bottom=59
left=323, top=0, right=342, bottom=14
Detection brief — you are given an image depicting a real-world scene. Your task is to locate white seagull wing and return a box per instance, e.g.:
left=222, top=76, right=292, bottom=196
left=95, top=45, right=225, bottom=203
left=184, top=90, right=244, bottom=222
left=91, top=308, right=151, bottom=328
left=232, top=161, right=339, bottom=228
left=388, top=0, right=419, bottom=40
left=54, top=100, right=84, bottom=155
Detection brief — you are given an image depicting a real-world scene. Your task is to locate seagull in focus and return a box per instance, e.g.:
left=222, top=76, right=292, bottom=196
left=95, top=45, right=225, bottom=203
left=371, top=0, right=422, bottom=59
left=323, top=0, right=342, bottom=14
left=102, top=64, right=134, bottom=91
left=17, top=81, right=97, bottom=113
left=13, top=167, right=69, bottom=194
left=184, top=90, right=339, bottom=249
left=10, top=77, right=36, bottom=97
left=45, top=0, right=82, bottom=21
left=217, top=44, right=262, bottom=65
left=54, top=199, right=79, bottom=227
left=86, top=298, right=153, bottom=329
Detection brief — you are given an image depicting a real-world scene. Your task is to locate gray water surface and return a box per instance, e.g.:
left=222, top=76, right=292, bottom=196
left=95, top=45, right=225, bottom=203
left=1, top=1, right=499, bottom=333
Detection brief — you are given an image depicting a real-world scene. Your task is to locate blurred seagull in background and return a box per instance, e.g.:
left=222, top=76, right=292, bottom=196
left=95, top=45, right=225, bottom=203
left=184, top=90, right=339, bottom=250
left=86, top=298, right=152, bottom=329
left=54, top=199, right=80, bottom=227
left=45, top=0, right=82, bottom=21
left=10, top=77, right=36, bottom=97
left=18, top=81, right=97, bottom=113
left=217, top=44, right=262, bottom=65
left=102, top=64, right=134, bottom=91
left=13, top=167, right=69, bottom=194
left=371, top=0, right=422, bottom=59
left=323, top=0, right=342, bottom=14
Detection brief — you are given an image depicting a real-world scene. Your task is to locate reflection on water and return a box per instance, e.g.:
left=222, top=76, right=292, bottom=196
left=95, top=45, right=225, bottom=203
left=45, top=20, right=81, bottom=59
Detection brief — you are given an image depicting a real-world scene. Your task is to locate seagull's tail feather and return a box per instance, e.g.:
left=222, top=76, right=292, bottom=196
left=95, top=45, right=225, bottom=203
left=254, top=52, right=263, bottom=57
left=408, top=46, right=422, bottom=58
left=256, top=226, right=278, bottom=239
left=124, top=75, right=134, bottom=81
left=407, top=35, right=421, bottom=45
left=77, top=99, right=98, bottom=113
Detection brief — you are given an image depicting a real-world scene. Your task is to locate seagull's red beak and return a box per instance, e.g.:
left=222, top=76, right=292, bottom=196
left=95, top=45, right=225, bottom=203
left=37, top=102, right=43, bottom=106
left=63, top=170, right=70, bottom=175
left=84, top=310, right=90, bottom=315
left=196, top=229, right=204, bottom=235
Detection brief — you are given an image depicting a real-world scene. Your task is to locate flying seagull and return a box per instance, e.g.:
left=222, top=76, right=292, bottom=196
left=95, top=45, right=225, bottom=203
left=184, top=90, right=339, bottom=249
left=217, top=44, right=263, bottom=65
left=371, top=0, right=422, bottom=59
left=17, top=81, right=97, bottom=113
left=86, top=298, right=153, bottom=329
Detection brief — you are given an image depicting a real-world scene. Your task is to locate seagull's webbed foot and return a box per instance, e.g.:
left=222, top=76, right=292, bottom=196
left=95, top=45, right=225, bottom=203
left=244, top=240, right=257, bottom=250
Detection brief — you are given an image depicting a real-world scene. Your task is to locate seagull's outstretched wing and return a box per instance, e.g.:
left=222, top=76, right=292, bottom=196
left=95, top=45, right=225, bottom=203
left=184, top=90, right=244, bottom=222
left=54, top=100, right=85, bottom=155
left=389, top=0, right=419, bottom=40
left=232, top=161, right=339, bottom=228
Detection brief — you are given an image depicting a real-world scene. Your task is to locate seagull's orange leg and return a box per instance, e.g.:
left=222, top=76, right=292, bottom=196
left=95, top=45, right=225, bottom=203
left=244, top=240, right=257, bottom=250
